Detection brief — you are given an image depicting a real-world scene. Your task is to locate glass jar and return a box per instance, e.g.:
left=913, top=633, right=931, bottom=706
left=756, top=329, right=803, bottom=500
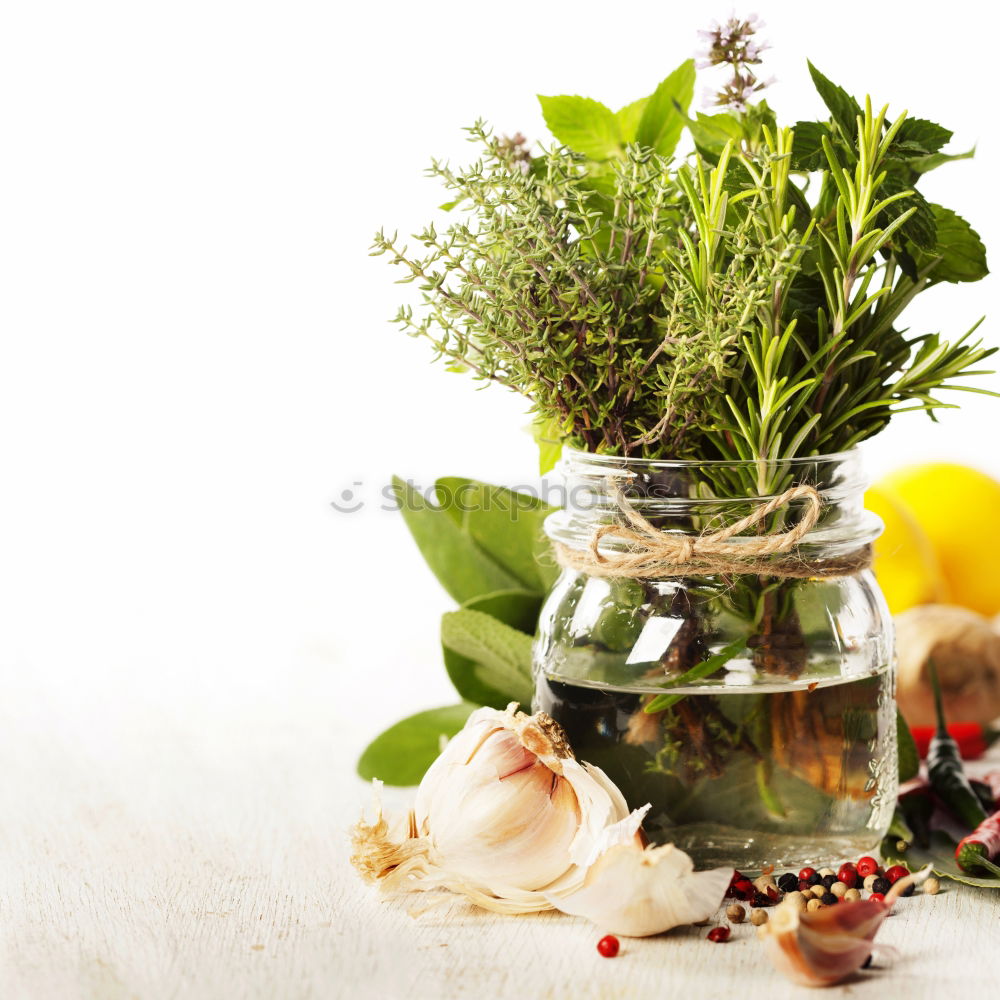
left=533, top=449, right=896, bottom=871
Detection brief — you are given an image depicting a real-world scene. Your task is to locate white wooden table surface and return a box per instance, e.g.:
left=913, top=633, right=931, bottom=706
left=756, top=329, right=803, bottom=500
left=2, top=654, right=998, bottom=1000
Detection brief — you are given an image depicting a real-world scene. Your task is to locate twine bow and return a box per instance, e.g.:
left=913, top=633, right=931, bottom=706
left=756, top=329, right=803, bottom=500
left=554, top=480, right=871, bottom=580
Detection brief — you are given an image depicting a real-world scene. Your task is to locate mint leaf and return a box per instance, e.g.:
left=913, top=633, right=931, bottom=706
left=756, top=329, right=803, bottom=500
left=790, top=120, right=831, bottom=171
left=910, top=146, right=975, bottom=174
left=893, top=118, right=953, bottom=156
left=915, top=205, right=989, bottom=283
left=538, top=95, right=622, bottom=160
left=441, top=609, right=535, bottom=709
left=688, top=111, right=743, bottom=159
left=356, top=703, right=477, bottom=785
left=807, top=61, right=861, bottom=139
left=615, top=98, right=649, bottom=144
left=393, top=476, right=521, bottom=603
left=636, top=59, right=696, bottom=156
left=879, top=175, right=937, bottom=250
left=532, top=415, right=564, bottom=475
left=897, top=708, right=919, bottom=783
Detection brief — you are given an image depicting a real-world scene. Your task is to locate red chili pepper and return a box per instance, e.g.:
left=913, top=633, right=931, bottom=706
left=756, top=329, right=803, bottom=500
left=911, top=722, right=998, bottom=760
left=955, top=809, right=1000, bottom=877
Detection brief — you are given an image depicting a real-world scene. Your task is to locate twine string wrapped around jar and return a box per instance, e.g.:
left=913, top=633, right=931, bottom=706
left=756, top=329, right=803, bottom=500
left=553, top=479, right=872, bottom=580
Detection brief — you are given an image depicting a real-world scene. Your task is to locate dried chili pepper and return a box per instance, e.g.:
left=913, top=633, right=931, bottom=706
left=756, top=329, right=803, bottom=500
left=910, top=722, right=999, bottom=760
left=955, top=810, right=1000, bottom=877
left=926, top=662, right=987, bottom=831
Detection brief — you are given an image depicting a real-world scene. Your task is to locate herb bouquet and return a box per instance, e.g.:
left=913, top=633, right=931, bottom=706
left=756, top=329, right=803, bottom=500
left=360, top=19, right=993, bottom=867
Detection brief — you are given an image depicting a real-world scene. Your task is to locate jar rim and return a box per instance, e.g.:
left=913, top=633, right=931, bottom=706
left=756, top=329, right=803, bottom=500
left=546, top=445, right=881, bottom=555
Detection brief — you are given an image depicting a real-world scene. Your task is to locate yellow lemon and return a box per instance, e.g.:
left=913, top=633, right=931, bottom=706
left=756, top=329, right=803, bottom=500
left=876, top=463, right=1000, bottom=617
left=864, top=485, right=949, bottom=614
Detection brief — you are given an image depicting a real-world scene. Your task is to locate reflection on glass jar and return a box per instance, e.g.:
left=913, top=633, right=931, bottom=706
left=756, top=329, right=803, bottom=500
left=533, top=449, right=896, bottom=871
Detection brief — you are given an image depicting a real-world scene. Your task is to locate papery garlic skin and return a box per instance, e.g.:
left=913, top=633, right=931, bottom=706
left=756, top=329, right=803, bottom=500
left=351, top=703, right=642, bottom=914
left=546, top=840, right=732, bottom=937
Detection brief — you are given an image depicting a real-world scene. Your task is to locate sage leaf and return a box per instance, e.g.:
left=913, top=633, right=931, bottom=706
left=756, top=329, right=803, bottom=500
left=538, top=95, right=622, bottom=161
left=914, top=205, right=989, bottom=283
left=437, top=477, right=555, bottom=593
left=807, top=61, right=861, bottom=139
left=440, top=589, right=546, bottom=709
left=441, top=609, right=535, bottom=709
left=393, top=476, right=521, bottom=603
left=896, top=707, right=920, bottom=783
left=636, top=59, right=696, bottom=156
left=356, top=703, right=477, bottom=786
left=458, top=589, right=542, bottom=633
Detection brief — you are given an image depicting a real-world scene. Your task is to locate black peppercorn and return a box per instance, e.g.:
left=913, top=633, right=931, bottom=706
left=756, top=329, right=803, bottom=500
left=777, top=872, right=798, bottom=893
left=822, top=874, right=837, bottom=889
left=820, top=891, right=838, bottom=905
left=807, top=872, right=823, bottom=886
left=871, top=876, right=891, bottom=895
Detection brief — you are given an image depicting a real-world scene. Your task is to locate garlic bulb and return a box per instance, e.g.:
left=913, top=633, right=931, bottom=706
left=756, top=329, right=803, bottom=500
left=351, top=703, right=731, bottom=934
left=546, top=839, right=733, bottom=937
left=351, top=703, right=642, bottom=914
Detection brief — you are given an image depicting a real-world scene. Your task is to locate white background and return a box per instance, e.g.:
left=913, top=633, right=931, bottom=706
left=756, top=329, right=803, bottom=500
left=1, top=0, right=997, bottom=774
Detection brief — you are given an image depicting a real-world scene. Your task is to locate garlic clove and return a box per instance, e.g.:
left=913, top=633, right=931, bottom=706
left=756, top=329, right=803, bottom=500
left=759, top=865, right=930, bottom=986
left=429, top=755, right=591, bottom=891
left=758, top=895, right=894, bottom=986
left=546, top=840, right=732, bottom=937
